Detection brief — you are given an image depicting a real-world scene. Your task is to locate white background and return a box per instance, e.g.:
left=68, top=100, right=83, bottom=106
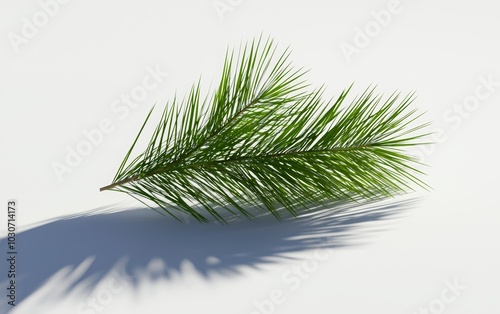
left=1, top=0, right=499, bottom=313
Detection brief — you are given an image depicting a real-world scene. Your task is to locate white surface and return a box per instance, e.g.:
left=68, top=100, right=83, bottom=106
left=1, top=0, right=499, bottom=313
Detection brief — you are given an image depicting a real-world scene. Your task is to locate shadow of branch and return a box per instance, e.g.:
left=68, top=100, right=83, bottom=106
left=0, top=197, right=419, bottom=312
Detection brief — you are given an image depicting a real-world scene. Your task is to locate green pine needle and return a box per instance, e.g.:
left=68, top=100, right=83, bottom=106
left=100, top=37, right=431, bottom=223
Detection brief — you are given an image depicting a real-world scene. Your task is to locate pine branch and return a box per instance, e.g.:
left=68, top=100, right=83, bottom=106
left=100, top=36, right=431, bottom=223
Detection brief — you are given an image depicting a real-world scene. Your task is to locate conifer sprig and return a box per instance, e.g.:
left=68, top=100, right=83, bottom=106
left=100, top=37, right=430, bottom=223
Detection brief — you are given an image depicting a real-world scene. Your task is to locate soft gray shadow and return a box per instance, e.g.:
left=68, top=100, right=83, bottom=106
left=0, top=198, right=418, bottom=312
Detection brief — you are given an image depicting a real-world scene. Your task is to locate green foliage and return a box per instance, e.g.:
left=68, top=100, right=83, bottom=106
left=100, top=37, right=430, bottom=223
